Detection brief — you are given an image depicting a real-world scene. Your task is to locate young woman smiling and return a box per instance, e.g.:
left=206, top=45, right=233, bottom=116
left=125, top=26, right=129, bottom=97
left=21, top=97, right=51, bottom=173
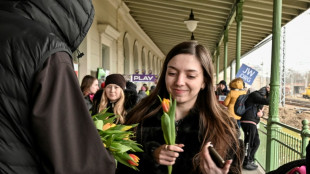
left=120, top=42, right=242, bottom=174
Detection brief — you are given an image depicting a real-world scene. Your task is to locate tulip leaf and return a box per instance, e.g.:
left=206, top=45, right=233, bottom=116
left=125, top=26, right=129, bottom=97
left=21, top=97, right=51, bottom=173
left=170, top=98, right=176, bottom=144
left=110, top=142, right=132, bottom=153
left=94, top=120, right=103, bottom=130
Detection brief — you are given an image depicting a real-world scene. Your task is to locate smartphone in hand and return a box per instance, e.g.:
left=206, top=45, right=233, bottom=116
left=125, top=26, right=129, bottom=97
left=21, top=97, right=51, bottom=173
left=208, top=145, right=225, bottom=168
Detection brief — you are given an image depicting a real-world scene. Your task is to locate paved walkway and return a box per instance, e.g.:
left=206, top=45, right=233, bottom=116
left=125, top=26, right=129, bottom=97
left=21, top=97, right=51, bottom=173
left=242, top=164, right=265, bottom=174
left=239, top=130, right=265, bottom=174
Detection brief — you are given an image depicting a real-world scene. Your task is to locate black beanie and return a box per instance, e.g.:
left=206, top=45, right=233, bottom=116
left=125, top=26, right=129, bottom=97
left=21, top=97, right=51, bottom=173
left=105, top=74, right=126, bottom=90
left=126, top=81, right=137, bottom=91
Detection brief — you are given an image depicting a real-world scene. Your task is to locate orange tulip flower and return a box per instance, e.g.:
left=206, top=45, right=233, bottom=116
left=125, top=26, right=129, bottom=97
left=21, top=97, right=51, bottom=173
left=128, top=154, right=140, bottom=166
left=102, top=123, right=116, bottom=131
left=162, top=98, right=170, bottom=113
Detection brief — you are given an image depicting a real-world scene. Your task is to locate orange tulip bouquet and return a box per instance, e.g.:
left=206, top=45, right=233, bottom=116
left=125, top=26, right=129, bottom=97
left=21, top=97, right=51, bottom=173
left=158, top=95, right=176, bottom=174
left=92, top=108, right=143, bottom=170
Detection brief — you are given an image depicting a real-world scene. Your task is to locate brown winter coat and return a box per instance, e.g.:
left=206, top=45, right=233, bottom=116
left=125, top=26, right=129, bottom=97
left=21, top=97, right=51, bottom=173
left=224, top=78, right=247, bottom=120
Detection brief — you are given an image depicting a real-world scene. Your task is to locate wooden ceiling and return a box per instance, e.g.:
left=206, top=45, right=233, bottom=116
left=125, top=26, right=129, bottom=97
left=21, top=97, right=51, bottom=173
left=123, top=0, right=310, bottom=72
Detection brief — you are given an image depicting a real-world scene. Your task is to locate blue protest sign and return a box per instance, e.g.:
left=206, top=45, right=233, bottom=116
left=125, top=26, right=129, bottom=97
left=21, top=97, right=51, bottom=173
left=132, top=74, right=156, bottom=82
left=236, top=64, right=258, bottom=85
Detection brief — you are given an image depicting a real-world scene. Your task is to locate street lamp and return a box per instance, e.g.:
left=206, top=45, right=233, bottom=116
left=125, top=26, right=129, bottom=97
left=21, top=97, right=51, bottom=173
left=184, top=9, right=199, bottom=40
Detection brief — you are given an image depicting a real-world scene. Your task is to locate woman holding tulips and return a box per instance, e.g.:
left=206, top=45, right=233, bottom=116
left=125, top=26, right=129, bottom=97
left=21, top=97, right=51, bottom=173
left=121, top=41, right=242, bottom=174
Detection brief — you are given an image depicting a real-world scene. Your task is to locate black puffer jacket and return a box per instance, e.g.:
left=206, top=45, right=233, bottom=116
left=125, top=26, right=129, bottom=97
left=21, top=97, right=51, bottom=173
left=240, top=88, right=270, bottom=124
left=0, top=0, right=94, bottom=173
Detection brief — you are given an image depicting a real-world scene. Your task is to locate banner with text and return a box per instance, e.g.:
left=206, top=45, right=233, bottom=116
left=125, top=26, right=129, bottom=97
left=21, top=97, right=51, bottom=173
left=236, top=64, right=258, bottom=85
left=132, top=74, right=156, bottom=82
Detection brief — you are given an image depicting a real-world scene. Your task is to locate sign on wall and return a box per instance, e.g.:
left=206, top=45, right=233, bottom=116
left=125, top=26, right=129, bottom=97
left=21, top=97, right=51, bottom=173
left=236, top=64, right=258, bottom=85
left=132, top=74, right=156, bottom=82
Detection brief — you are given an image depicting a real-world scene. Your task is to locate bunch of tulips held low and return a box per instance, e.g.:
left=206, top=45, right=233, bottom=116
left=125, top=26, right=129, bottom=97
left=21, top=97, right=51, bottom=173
left=92, top=108, right=143, bottom=170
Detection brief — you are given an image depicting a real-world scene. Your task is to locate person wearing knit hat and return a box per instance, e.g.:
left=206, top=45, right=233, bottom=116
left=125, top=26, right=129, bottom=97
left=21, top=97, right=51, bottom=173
left=95, top=74, right=127, bottom=124
left=215, top=79, right=229, bottom=96
left=126, top=81, right=137, bottom=91
left=104, top=74, right=126, bottom=90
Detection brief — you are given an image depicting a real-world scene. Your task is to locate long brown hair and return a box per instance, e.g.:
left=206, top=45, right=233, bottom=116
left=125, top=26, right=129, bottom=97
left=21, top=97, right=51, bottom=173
left=81, top=75, right=97, bottom=96
left=126, top=41, right=241, bottom=173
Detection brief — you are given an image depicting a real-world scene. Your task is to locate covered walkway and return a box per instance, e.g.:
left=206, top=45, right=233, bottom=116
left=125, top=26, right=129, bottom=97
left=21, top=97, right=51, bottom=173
left=121, top=1, right=310, bottom=172
left=84, top=0, right=310, bottom=172
left=123, top=0, right=310, bottom=76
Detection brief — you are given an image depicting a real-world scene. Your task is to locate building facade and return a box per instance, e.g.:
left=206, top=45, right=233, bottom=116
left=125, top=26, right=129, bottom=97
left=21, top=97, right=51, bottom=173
left=75, top=0, right=164, bottom=88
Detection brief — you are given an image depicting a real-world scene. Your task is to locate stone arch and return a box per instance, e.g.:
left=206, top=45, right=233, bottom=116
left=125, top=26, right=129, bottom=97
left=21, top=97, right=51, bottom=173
left=133, top=40, right=139, bottom=74
left=157, top=59, right=161, bottom=74
left=148, top=51, right=152, bottom=74
left=141, top=47, right=146, bottom=74
left=123, top=33, right=130, bottom=75
left=153, top=55, right=156, bottom=74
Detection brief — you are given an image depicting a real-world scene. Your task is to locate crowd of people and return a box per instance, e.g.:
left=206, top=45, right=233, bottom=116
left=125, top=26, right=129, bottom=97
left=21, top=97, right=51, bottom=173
left=1, top=0, right=305, bottom=173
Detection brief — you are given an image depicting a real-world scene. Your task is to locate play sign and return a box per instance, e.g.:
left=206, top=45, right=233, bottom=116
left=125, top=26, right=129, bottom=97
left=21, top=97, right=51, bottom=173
left=236, top=64, right=258, bottom=85
left=132, top=74, right=156, bottom=82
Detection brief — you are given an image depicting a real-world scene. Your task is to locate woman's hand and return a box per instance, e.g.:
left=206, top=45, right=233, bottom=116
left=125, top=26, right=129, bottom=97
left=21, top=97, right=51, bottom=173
left=200, top=142, right=232, bottom=174
left=153, top=144, right=184, bottom=166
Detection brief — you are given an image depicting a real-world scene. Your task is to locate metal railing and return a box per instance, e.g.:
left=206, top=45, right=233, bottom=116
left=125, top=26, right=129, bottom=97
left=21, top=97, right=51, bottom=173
left=255, top=118, right=310, bottom=170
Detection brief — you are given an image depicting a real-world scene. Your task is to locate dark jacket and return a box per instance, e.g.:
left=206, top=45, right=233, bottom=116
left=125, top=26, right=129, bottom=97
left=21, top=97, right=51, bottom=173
left=0, top=1, right=115, bottom=173
left=216, top=85, right=230, bottom=96
left=240, top=89, right=270, bottom=124
left=124, top=89, right=138, bottom=112
left=91, top=89, right=104, bottom=115
left=117, top=108, right=241, bottom=174
left=84, top=95, right=93, bottom=111
left=137, top=90, right=148, bottom=102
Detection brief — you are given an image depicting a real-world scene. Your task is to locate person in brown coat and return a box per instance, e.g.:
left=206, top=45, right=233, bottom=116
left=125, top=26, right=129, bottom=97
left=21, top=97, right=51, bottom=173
left=223, top=78, right=247, bottom=127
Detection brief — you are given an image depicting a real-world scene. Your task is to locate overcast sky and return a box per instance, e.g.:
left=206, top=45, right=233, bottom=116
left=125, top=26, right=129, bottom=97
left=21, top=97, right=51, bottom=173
left=241, top=8, right=310, bottom=75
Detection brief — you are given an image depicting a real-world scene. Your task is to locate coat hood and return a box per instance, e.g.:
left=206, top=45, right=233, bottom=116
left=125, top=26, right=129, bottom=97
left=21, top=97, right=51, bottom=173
left=0, top=0, right=94, bottom=52
left=257, top=87, right=268, bottom=97
left=229, top=77, right=244, bottom=90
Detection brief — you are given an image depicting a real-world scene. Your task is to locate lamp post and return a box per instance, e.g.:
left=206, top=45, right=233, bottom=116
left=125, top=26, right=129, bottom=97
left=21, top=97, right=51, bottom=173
left=184, top=9, right=199, bottom=40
